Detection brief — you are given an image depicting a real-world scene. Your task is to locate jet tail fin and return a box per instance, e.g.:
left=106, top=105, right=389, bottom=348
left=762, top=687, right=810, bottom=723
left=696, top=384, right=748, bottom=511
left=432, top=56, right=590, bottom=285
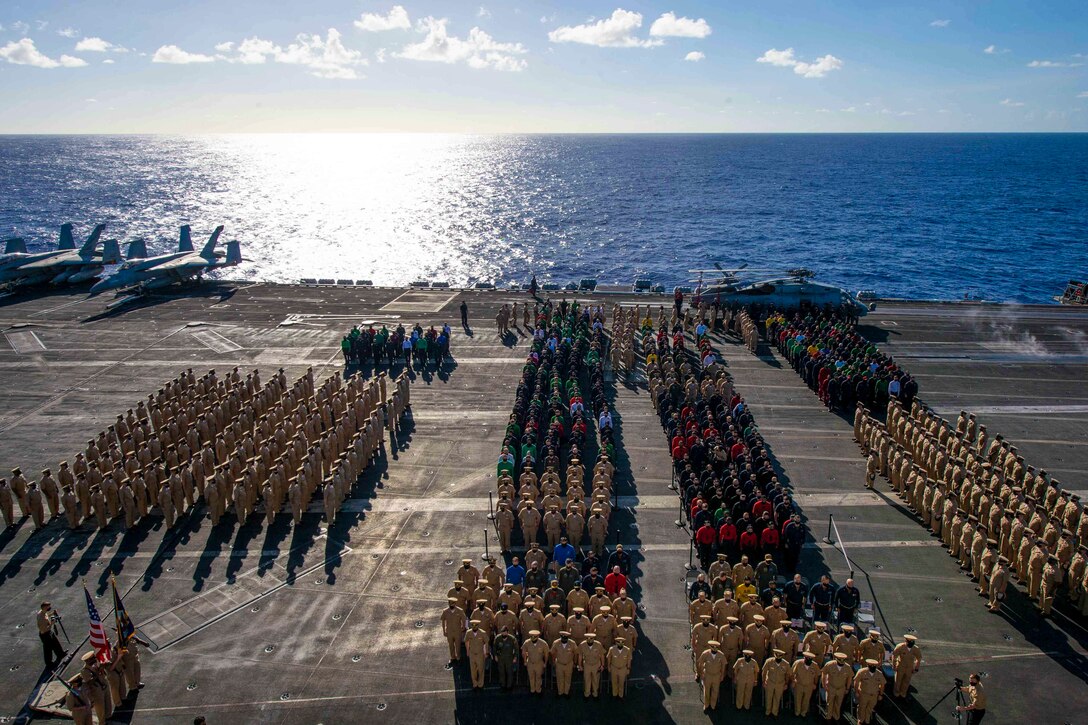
left=59, top=223, right=76, bottom=250
left=127, top=239, right=148, bottom=260
left=201, top=225, right=225, bottom=259
left=78, top=224, right=106, bottom=257
left=178, top=225, right=194, bottom=252
left=101, top=239, right=122, bottom=265
left=4, top=238, right=27, bottom=255
left=226, top=240, right=242, bottom=265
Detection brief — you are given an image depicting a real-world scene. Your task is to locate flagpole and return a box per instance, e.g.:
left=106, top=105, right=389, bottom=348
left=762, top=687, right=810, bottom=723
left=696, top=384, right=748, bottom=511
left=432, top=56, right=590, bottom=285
left=111, top=573, right=123, bottom=647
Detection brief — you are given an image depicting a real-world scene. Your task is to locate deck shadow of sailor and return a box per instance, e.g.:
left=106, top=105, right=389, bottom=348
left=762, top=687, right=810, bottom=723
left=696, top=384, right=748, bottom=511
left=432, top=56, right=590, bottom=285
left=254, top=512, right=294, bottom=578
left=92, top=517, right=158, bottom=592
left=283, top=513, right=324, bottom=585
left=139, top=507, right=201, bottom=592
left=223, top=509, right=266, bottom=584
left=192, top=517, right=237, bottom=591
left=65, top=527, right=120, bottom=588
left=27, top=520, right=90, bottom=585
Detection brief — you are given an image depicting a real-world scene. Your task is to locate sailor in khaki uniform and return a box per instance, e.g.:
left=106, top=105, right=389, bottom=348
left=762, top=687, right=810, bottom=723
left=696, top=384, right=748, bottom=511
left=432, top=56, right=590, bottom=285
left=854, top=658, right=886, bottom=724
left=522, top=630, right=550, bottom=694
left=891, top=634, right=921, bottom=698
left=464, top=619, right=489, bottom=689
left=761, top=648, right=791, bottom=716
left=822, top=652, right=853, bottom=720
left=441, top=592, right=467, bottom=661
left=791, top=651, right=821, bottom=716
left=607, top=636, right=633, bottom=697
left=697, top=640, right=727, bottom=711
left=732, top=649, right=759, bottom=710
left=551, top=631, right=577, bottom=696
left=578, top=632, right=606, bottom=698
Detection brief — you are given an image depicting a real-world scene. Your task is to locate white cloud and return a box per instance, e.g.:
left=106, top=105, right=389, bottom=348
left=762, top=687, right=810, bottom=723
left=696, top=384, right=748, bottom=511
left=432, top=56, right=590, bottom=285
left=930, top=19, right=950, bottom=27
left=375, top=48, right=387, bottom=63
left=12, top=21, right=30, bottom=36
left=215, top=29, right=367, bottom=78
left=1027, top=59, right=1083, bottom=68
left=57, top=27, right=79, bottom=38
left=231, top=37, right=280, bottom=64
left=999, top=98, right=1025, bottom=107
left=794, top=54, right=842, bottom=78
left=841, top=106, right=857, bottom=112
left=86, top=98, right=97, bottom=103
left=276, top=29, right=367, bottom=78
left=36, top=20, right=48, bottom=31
left=75, top=36, right=126, bottom=53
left=398, top=17, right=527, bottom=71
left=0, top=38, right=87, bottom=68
left=354, top=6, right=411, bottom=32
left=757, top=47, right=797, bottom=67
left=983, top=44, right=1010, bottom=55
left=649, top=12, right=711, bottom=38
left=757, top=47, right=842, bottom=78
left=684, top=51, right=704, bottom=62
left=815, top=108, right=830, bottom=113
left=152, top=45, right=215, bottom=64
left=1078, top=91, right=1088, bottom=98
left=477, top=6, right=491, bottom=19
left=102, top=58, right=115, bottom=64
left=548, top=9, right=662, bottom=48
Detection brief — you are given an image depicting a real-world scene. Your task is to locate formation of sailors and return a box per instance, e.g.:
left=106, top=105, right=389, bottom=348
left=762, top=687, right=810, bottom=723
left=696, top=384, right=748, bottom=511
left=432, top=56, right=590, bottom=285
left=494, top=298, right=615, bottom=556
left=448, top=298, right=641, bottom=696
left=752, top=303, right=1086, bottom=622
left=64, top=641, right=148, bottom=725
left=863, top=397, right=1088, bottom=618
left=736, top=310, right=760, bottom=354
left=649, top=306, right=930, bottom=722
left=442, top=556, right=638, bottom=697
left=608, top=305, right=638, bottom=375
left=765, top=307, right=920, bottom=412
left=647, top=319, right=807, bottom=573
left=0, top=365, right=413, bottom=534
left=340, top=322, right=452, bottom=368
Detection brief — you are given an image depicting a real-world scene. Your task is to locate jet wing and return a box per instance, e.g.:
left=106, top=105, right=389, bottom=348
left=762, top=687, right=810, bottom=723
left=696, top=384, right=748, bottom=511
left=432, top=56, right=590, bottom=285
left=16, top=253, right=81, bottom=271
left=148, top=254, right=205, bottom=272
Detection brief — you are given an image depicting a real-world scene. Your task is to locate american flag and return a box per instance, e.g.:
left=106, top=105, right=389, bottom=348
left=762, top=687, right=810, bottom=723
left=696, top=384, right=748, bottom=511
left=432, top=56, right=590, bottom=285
left=83, top=585, right=112, bottom=663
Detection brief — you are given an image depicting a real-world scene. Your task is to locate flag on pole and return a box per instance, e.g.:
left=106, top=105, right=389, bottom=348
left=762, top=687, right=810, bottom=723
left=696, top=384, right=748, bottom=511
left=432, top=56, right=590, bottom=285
left=111, top=575, right=135, bottom=644
left=83, top=583, right=112, bottom=663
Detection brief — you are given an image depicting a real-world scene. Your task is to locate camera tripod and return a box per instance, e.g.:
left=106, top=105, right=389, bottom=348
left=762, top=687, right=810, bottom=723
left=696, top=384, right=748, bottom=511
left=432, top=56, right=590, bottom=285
left=927, top=678, right=968, bottom=724
left=51, top=611, right=70, bottom=645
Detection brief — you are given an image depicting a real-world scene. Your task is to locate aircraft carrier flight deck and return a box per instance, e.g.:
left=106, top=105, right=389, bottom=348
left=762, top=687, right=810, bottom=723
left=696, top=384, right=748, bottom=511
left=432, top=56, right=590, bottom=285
left=0, top=282, right=1085, bottom=725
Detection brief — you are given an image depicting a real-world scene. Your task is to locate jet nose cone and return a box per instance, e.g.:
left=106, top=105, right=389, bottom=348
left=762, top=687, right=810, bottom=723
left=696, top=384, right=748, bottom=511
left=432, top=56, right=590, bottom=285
left=89, top=279, right=111, bottom=295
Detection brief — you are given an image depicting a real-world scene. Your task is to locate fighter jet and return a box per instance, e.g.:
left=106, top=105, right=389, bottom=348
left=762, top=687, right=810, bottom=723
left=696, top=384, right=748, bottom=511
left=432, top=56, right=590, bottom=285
left=0, top=223, right=122, bottom=288
left=90, top=224, right=242, bottom=295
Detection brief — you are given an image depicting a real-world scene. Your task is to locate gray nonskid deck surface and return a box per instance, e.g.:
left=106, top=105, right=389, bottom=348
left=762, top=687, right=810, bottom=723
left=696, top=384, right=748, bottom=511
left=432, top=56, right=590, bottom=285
left=0, top=284, right=1084, bottom=724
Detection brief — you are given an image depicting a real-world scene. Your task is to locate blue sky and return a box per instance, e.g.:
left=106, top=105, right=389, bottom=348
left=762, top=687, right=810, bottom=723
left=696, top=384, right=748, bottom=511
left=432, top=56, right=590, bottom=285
left=1, top=0, right=1085, bottom=132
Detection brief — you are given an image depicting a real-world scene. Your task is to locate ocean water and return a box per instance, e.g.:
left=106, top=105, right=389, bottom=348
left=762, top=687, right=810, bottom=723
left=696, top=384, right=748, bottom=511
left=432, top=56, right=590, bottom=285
left=0, top=133, right=1085, bottom=303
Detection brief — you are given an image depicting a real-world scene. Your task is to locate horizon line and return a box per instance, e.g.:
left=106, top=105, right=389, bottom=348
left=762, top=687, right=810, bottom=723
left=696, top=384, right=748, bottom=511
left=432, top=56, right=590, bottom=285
left=1, top=130, right=1087, bottom=136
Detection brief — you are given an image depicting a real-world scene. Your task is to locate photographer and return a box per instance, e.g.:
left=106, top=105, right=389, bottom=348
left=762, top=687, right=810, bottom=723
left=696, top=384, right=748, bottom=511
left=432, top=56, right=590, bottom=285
left=956, top=673, right=987, bottom=724
left=36, top=601, right=66, bottom=669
